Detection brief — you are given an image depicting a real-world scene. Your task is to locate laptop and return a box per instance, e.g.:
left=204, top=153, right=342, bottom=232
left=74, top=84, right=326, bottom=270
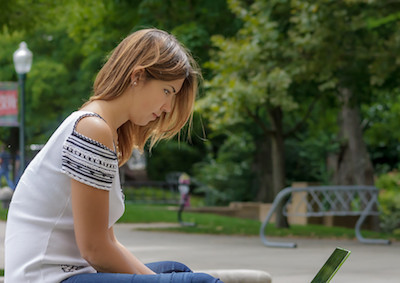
left=311, top=247, right=351, bottom=283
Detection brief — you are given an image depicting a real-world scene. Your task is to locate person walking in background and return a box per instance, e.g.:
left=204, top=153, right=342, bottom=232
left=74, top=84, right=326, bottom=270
left=179, top=172, right=191, bottom=208
left=5, top=28, right=223, bottom=283
left=177, top=172, right=196, bottom=226
left=12, top=149, right=21, bottom=186
left=0, top=144, right=14, bottom=200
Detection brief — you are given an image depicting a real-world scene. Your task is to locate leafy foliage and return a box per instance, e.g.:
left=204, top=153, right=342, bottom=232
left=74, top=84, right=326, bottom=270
left=363, top=89, right=400, bottom=174
left=0, top=0, right=239, bottom=171
left=1, top=0, right=400, bottom=209
left=146, top=141, right=204, bottom=181
left=196, top=0, right=400, bottom=205
left=375, top=171, right=400, bottom=235
left=193, top=132, right=256, bottom=205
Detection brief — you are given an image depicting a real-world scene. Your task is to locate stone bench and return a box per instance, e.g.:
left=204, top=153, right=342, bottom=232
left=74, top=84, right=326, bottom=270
left=198, top=269, right=272, bottom=283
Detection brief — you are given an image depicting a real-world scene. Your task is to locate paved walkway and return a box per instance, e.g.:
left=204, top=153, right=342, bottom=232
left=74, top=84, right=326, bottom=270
left=1, top=221, right=399, bottom=282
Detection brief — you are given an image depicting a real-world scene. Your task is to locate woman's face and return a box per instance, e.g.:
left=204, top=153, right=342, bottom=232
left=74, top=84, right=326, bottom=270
left=129, top=78, right=185, bottom=126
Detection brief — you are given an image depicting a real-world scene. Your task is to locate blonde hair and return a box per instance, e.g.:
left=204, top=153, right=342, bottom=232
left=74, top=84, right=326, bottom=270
left=82, top=28, right=201, bottom=165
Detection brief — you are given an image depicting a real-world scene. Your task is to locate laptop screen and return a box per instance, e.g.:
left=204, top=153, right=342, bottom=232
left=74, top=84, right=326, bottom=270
left=311, top=247, right=351, bottom=283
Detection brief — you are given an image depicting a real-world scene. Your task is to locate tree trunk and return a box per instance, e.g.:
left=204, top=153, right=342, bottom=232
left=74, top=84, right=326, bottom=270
left=328, top=86, right=379, bottom=231
left=331, top=87, right=374, bottom=186
left=268, top=107, right=288, bottom=228
left=254, top=138, right=274, bottom=203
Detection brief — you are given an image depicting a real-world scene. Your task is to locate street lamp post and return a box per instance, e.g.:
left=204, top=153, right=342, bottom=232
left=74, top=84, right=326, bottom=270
left=13, top=42, right=33, bottom=175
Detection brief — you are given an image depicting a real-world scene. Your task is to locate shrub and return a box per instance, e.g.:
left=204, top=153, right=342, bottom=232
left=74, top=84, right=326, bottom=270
left=146, top=140, right=204, bottom=181
left=193, top=132, right=256, bottom=205
left=375, top=171, right=400, bottom=234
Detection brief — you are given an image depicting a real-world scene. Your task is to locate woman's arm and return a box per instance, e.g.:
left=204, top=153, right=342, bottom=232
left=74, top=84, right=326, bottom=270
left=71, top=180, right=154, bottom=274
left=70, top=116, right=154, bottom=274
left=109, top=227, right=155, bottom=274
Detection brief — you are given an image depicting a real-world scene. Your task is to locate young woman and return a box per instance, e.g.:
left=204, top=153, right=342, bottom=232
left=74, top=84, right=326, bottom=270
left=5, top=28, right=223, bottom=283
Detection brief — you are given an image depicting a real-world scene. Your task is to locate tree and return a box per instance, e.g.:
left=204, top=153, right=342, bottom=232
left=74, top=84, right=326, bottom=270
left=198, top=0, right=400, bottom=227
left=137, top=0, right=240, bottom=67
left=0, top=0, right=57, bottom=32
left=362, top=88, right=400, bottom=174
left=0, top=0, right=241, bottom=183
left=286, top=0, right=400, bottom=186
left=198, top=0, right=305, bottom=226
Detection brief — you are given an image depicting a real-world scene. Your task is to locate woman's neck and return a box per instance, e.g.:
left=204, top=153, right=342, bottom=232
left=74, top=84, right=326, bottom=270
left=80, top=99, right=128, bottom=137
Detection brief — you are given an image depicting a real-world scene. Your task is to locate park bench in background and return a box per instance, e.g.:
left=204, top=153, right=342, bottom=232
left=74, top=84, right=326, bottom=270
left=260, top=185, right=391, bottom=248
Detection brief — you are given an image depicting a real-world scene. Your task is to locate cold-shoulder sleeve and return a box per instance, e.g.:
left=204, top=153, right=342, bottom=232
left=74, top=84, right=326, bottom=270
left=61, top=131, right=118, bottom=191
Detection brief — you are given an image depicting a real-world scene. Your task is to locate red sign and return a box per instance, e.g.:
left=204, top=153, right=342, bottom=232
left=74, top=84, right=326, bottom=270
left=0, top=82, right=19, bottom=127
left=0, top=89, right=18, bottom=116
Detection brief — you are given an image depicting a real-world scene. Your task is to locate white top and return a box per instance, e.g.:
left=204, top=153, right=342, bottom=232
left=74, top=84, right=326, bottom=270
left=5, top=111, right=125, bottom=283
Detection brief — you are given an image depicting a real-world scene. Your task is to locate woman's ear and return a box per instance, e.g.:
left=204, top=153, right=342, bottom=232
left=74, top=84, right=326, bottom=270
left=130, top=68, right=145, bottom=85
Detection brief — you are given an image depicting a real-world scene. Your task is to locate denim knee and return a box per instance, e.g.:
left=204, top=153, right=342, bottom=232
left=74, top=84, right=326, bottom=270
left=145, top=260, right=192, bottom=273
left=190, top=272, right=223, bottom=283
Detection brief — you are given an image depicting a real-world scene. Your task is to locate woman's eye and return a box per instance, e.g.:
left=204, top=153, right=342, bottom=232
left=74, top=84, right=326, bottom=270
left=164, top=89, right=170, bottom=95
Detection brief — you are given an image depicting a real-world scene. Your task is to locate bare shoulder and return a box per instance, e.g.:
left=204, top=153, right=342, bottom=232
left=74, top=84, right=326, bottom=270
left=75, top=115, right=114, bottom=150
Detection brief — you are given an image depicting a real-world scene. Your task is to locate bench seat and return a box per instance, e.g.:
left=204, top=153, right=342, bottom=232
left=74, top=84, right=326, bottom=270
left=197, top=269, right=272, bottom=283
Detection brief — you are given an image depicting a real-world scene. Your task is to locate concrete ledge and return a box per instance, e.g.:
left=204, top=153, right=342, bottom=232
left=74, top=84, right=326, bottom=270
left=197, top=269, right=272, bottom=283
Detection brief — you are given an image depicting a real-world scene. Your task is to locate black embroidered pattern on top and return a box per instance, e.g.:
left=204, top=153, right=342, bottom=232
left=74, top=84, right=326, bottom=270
left=61, top=134, right=118, bottom=191
left=61, top=265, right=86, bottom=273
left=61, top=113, right=119, bottom=191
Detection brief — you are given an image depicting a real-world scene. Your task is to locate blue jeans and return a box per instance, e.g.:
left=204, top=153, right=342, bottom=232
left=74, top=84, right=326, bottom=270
left=62, top=261, right=223, bottom=282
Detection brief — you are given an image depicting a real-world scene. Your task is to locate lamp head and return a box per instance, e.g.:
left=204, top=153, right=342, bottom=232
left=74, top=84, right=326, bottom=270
left=13, top=42, right=33, bottom=75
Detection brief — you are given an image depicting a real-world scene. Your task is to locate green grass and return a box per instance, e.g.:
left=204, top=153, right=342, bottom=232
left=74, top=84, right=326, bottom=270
left=123, top=187, right=179, bottom=203
left=1, top=203, right=398, bottom=241
left=119, top=204, right=399, bottom=241
left=0, top=207, right=8, bottom=221
left=123, top=186, right=205, bottom=206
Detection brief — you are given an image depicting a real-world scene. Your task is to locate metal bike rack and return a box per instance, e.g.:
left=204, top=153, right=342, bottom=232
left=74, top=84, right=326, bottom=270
left=260, top=186, right=391, bottom=248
